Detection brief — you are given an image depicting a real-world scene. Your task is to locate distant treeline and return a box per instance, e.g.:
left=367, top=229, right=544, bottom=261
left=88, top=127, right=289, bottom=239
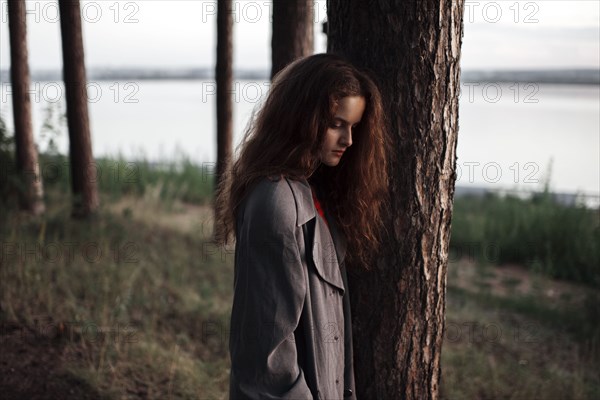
left=1, top=68, right=599, bottom=84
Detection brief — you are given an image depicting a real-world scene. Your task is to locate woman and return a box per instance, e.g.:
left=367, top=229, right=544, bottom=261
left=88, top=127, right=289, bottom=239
left=214, top=53, right=389, bottom=400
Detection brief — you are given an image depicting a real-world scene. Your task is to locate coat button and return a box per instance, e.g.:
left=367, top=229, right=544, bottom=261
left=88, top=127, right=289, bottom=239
left=334, top=335, right=339, bottom=341
left=335, top=378, right=339, bottom=384
left=344, top=388, right=353, bottom=397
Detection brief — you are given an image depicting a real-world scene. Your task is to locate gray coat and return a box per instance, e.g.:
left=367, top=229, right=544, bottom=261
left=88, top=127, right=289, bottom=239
left=229, top=175, right=357, bottom=400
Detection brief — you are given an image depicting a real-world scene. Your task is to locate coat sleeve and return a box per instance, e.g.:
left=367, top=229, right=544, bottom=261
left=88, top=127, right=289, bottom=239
left=229, top=180, right=313, bottom=399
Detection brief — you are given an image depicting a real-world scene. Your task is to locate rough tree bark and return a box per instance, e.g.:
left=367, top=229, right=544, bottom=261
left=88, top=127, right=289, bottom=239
left=270, top=0, right=314, bottom=80
left=8, top=0, right=45, bottom=215
left=215, top=0, right=233, bottom=193
left=327, top=1, right=465, bottom=399
left=59, top=0, right=99, bottom=217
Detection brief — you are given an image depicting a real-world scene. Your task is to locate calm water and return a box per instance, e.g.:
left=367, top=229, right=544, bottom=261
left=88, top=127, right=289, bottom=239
left=0, top=80, right=598, bottom=196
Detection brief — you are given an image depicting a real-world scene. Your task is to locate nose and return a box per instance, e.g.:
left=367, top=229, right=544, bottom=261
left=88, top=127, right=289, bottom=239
left=341, top=127, right=353, bottom=147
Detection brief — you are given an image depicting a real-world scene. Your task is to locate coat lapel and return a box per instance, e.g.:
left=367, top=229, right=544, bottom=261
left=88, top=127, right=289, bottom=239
left=286, top=177, right=346, bottom=293
left=323, top=207, right=347, bottom=267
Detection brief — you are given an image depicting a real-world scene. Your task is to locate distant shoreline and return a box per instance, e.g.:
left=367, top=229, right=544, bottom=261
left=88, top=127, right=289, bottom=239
left=1, top=68, right=599, bottom=85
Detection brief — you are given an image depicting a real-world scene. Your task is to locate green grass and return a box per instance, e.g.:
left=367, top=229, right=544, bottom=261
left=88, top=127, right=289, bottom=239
left=0, top=193, right=232, bottom=399
left=37, top=153, right=215, bottom=206
left=450, top=191, right=600, bottom=288
left=441, top=280, right=600, bottom=400
left=1, top=188, right=599, bottom=398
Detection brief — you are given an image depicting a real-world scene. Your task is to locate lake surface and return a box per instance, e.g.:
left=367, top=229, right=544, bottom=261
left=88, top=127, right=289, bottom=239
left=0, top=80, right=598, bottom=197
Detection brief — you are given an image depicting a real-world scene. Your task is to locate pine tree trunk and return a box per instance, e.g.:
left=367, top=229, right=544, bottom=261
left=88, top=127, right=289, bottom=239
left=59, top=0, right=99, bottom=217
left=215, top=0, right=233, bottom=190
left=8, top=0, right=45, bottom=215
left=271, top=0, right=314, bottom=80
left=327, top=1, right=465, bottom=398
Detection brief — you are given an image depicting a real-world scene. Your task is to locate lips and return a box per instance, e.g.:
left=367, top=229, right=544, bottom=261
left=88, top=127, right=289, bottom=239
left=332, top=150, right=345, bottom=156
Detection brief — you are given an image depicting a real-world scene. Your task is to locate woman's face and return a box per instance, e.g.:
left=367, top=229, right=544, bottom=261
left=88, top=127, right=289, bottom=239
left=319, top=95, right=366, bottom=167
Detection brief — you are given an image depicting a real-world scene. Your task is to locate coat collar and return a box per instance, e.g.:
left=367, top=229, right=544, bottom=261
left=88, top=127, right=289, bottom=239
left=284, top=176, right=347, bottom=266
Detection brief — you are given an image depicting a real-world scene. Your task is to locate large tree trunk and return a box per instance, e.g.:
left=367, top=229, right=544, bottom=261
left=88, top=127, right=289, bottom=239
left=59, top=0, right=99, bottom=217
left=270, top=0, right=314, bottom=80
left=327, top=1, right=465, bottom=399
left=8, top=0, right=45, bottom=215
left=215, top=0, right=233, bottom=193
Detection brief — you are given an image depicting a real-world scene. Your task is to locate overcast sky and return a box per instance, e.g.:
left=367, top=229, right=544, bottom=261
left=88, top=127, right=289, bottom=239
left=0, top=0, right=599, bottom=70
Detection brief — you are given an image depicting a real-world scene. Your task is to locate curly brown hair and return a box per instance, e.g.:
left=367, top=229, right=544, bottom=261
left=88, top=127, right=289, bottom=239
left=213, top=53, right=389, bottom=270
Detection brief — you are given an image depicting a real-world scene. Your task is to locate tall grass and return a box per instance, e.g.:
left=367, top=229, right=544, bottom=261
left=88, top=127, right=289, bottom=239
left=450, top=190, right=600, bottom=288
left=36, top=153, right=215, bottom=206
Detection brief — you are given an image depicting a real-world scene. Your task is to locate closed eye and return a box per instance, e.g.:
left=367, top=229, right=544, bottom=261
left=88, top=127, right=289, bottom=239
left=331, top=118, right=360, bottom=129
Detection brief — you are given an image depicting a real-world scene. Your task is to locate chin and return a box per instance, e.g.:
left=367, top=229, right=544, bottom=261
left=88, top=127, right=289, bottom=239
left=323, top=158, right=341, bottom=167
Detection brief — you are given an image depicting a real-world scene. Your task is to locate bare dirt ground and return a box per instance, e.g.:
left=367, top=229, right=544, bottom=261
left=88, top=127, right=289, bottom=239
left=0, top=321, right=107, bottom=400
left=449, top=257, right=596, bottom=310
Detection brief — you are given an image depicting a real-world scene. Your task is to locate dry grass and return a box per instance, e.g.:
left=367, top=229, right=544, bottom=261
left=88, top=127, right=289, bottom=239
left=1, top=193, right=598, bottom=399
left=442, top=258, right=600, bottom=400
left=1, top=193, right=233, bottom=399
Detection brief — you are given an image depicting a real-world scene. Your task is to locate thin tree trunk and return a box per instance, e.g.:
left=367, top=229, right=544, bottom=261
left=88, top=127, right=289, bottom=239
left=327, top=1, right=465, bottom=398
left=215, top=0, right=233, bottom=192
left=271, top=0, right=314, bottom=80
left=8, top=0, right=45, bottom=215
left=59, top=0, right=99, bottom=217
